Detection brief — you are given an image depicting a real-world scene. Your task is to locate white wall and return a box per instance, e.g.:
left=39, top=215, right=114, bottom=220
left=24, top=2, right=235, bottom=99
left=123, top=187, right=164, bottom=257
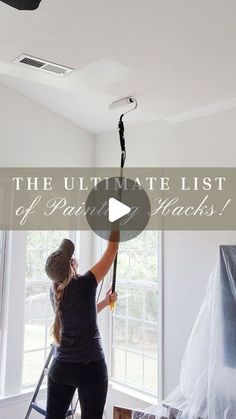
left=95, top=108, right=236, bottom=398
left=1, top=81, right=236, bottom=416
left=0, top=397, right=40, bottom=419
left=0, top=84, right=95, bottom=419
left=0, top=82, right=95, bottom=167
left=95, top=108, right=236, bottom=167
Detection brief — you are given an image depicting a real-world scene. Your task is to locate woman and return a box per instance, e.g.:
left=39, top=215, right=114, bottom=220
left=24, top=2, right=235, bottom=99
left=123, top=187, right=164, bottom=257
left=45, top=232, right=119, bottom=419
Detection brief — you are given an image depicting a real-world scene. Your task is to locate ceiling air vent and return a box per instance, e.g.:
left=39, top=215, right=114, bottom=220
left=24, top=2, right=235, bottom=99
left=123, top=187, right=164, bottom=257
left=14, top=54, right=73, bottom=76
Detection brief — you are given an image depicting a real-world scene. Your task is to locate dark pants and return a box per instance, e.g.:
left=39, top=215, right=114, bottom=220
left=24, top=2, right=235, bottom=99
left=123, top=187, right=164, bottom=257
left=46, top=357, right=108, bottom=419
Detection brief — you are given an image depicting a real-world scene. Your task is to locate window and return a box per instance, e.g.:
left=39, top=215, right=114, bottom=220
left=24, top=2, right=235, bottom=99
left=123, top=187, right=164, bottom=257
left=0, top=231, right=6, bottom=336
left=111, top=231, right=159, bottom=395
left=0, top=230, right=78, bottom=396
left=23, top=231, right=69, bottom=388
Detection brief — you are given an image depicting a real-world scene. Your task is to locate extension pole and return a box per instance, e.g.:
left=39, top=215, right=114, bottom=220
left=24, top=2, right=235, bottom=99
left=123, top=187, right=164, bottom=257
left=110, top=115, right=126, bottom=311
left=109, top=97, right=137, bottom=311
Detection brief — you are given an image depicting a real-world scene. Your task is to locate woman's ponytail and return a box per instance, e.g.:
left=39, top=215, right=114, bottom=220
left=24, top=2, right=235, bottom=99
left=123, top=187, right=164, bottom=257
left=51, top=268, right=74, bottom=345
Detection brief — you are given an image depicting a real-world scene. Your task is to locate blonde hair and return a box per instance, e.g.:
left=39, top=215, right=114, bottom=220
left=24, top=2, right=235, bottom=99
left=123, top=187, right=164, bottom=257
left=51, top=266, right=75, bottom=345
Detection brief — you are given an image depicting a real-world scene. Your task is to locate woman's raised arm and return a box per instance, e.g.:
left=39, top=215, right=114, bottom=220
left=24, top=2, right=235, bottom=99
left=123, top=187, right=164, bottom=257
left=90, top=230, right=119, bottom=284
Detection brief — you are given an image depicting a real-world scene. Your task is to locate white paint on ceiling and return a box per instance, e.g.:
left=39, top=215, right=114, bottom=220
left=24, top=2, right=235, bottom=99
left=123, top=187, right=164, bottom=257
left=0, top=0, right=236, bottom=134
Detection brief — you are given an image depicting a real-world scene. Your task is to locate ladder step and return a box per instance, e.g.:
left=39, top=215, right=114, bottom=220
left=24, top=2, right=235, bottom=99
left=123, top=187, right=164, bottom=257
left=31, top=401, right=46, bottom=415
left=24, top=346, right=79, bottom=418
left=31, top=401, right=76, bottom=417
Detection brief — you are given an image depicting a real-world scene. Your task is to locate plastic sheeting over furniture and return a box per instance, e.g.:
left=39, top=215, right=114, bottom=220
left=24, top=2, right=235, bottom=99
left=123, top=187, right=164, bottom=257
left=132, top=245, right=236, bottom=419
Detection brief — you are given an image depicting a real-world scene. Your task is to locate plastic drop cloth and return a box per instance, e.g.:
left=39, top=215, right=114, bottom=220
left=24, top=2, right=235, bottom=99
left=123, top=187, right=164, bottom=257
left=132, top=245, right=236, bottom=419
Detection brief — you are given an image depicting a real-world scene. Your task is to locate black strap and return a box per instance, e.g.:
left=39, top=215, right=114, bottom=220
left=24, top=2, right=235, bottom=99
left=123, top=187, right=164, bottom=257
left=119, top=114, right=126, bottom=169
left=0, top=0, right=41, bottom=10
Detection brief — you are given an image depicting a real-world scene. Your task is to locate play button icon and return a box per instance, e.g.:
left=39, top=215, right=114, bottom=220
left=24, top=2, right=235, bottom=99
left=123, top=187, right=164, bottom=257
left=85, top=176, right=151, bottom=242
left=108, top=198, right=131, bottom=222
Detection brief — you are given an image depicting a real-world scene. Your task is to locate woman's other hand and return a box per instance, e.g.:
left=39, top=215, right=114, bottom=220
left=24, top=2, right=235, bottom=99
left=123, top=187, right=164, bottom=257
left=105, top=286, right=118, bottom=307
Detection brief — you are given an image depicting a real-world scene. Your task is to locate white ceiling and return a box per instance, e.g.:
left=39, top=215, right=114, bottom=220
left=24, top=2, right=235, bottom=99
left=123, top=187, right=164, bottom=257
left=0, top=0, right=236, bottom=134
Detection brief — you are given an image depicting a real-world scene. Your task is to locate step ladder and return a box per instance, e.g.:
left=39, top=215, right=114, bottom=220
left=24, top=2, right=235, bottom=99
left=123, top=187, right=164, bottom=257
left=24, top=344, right=79, bottom=418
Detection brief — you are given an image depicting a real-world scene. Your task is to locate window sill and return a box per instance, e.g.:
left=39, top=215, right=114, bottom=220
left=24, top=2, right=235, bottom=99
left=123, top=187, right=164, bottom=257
left=0, top=382, right=157, bottom=409
left=0, top=386, right=47, bottom=408
left=109, top=380, right=157, bottom=406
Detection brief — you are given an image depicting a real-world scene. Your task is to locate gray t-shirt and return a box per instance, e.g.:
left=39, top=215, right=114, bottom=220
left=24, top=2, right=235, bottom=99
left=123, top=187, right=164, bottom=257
left=51, top=270, right=104, bottom=363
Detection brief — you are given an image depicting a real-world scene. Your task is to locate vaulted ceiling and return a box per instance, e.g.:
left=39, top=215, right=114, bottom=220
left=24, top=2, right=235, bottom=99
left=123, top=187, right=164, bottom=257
left=0, top=0, right=236, bottom=133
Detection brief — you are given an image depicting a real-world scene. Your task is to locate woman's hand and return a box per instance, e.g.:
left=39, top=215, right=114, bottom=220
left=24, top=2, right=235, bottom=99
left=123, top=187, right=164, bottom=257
left=105, top=286, right=118, bottom=307
left=97, top=286, right=118, bottom=313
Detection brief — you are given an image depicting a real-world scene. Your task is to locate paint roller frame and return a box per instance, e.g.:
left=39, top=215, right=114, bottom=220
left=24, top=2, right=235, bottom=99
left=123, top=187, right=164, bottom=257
left=109, top=96, right=137, bottom=114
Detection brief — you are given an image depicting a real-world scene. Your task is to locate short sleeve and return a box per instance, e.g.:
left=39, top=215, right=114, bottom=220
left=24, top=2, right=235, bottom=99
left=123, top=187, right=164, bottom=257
left=85, top=270, right=98, bottom=287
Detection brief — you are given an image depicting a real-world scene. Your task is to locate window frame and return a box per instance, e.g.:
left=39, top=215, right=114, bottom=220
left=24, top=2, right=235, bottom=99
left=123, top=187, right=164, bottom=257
left=0, top=230, right=78, bottom=397
left=22, top=278, right=54, bottom=389
left=108, top=231, right=163, bottom=401
left=0, top=231, right=7, bottom=337
left=0, top=229, right=163, bottom=401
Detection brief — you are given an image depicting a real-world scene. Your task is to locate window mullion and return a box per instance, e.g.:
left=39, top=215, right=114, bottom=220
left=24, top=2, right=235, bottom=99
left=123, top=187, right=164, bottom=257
left=0, top=231, right=27, bottom=396
left=111, top=231, right=160, bottom=395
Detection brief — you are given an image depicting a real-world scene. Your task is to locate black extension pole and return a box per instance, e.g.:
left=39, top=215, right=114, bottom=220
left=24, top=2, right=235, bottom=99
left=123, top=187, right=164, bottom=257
left=0, top=0, right=41, bottom=10
left=111, top=114, right=126, bottom=299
